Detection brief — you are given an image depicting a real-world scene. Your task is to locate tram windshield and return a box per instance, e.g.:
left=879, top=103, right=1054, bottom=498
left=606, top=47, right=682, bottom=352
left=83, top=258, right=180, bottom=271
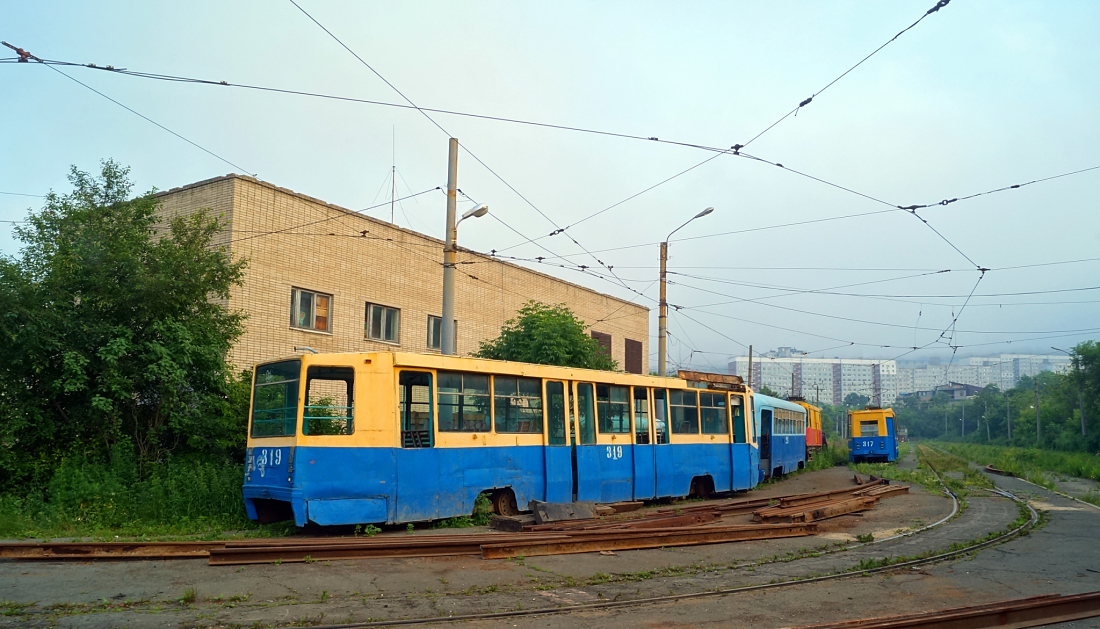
left=251, top=360, right=301, bottom=437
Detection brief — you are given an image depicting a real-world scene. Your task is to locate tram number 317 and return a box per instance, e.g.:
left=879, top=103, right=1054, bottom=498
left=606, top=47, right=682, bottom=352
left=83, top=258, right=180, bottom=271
left=606, top=445, right=624, bottom=460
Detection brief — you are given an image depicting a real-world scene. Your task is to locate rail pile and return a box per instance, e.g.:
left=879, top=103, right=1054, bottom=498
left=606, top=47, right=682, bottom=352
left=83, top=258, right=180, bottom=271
left=0, top=479, right=912, bottom=565
left=753, top=479, right=909, bottom=524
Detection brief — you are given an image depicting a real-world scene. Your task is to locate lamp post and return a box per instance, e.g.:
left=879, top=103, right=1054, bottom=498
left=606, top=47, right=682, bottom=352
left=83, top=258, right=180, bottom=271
left=440, top=137, right=488, bottom=356
left=658, top=207, right=714, bottom=376
left=1053, top=347, right=1086, bottom=437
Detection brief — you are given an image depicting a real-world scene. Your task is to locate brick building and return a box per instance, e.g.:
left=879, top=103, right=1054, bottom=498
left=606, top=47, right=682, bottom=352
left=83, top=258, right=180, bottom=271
left=155, top=175, right=649, bottom=372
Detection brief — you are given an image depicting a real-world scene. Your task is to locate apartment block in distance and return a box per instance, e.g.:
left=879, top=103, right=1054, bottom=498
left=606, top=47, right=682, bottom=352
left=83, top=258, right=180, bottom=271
left=155, top=175, right=649, bottom=372
left=727, top=347, right=898, bottom=406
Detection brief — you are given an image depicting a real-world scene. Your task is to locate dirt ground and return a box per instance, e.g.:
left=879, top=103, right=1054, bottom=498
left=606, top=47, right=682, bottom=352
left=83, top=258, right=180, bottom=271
left=0, top=459, right=983, bottom=627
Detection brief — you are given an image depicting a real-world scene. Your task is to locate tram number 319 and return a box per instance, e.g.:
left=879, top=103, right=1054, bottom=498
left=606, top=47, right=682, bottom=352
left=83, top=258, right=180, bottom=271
left=606, top=445, right=624, bottom=460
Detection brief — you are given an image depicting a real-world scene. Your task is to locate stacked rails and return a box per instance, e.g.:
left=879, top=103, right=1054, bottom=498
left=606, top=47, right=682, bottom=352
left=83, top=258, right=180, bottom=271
left=0, top=479, right=911, bottom=565
left=753, top=479, right=909, bottom=524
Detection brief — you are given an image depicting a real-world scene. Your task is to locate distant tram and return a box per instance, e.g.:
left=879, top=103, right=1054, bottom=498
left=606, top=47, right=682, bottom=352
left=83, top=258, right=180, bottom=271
left=243, top=352, right=775, bottom=527
left=788, top=397, right=826, bottom=459
left=848, top=407, right=899, bottom=463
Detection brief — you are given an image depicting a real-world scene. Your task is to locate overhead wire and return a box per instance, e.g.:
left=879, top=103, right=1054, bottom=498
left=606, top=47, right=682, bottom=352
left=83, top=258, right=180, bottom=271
left=1, top=43, right=253, bottom=176
left=741, top=0, right=953, bottom=149
left=281, top=5, right=636, bottom=297
left=9, top=47, right=1098, bottom=265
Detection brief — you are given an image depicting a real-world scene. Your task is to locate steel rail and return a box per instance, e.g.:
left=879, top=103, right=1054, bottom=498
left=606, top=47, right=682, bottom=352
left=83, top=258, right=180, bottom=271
left=783, top=591, right=1100, bottom=629
left=282, top=453, right=1038, bottom=629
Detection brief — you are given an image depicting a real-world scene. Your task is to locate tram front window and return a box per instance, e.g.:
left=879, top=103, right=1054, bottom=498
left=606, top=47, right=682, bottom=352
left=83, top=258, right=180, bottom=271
left=251, top=360, right=301, bottom=437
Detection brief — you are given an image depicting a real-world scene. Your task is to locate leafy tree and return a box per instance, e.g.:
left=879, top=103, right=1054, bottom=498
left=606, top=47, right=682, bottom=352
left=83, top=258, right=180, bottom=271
left=844, top=393, right=870, bottom=408
left=0, top=161, right=247, bottom=490
left=475, top=301, right=618, bottom=370
left=756, top=384, right=781, bottom=397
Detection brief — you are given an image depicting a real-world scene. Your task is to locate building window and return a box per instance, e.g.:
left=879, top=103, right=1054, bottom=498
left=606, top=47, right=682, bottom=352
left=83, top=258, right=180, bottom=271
left=624, top=338, right=643, bottom=374
left=591, top=331, right=612, bottom=359
left=427, top=315, right=457, bottom=352
left=291, top=288, right=332, bottom=332
left=365, top=303, right=400, bottom=343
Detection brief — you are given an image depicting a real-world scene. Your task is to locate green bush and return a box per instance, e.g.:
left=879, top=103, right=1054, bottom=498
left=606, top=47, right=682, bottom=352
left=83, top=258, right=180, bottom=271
left=1, top=453, right=253, bottom=537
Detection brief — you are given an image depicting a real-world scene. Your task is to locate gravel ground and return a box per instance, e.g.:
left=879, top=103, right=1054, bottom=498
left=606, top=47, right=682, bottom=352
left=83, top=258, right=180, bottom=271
left=9, top=446, right=1097, bottom=628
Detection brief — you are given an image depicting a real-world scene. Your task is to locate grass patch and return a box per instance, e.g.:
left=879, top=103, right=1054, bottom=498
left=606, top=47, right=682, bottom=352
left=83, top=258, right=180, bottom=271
left=934, top=443, right=1100, bottom=485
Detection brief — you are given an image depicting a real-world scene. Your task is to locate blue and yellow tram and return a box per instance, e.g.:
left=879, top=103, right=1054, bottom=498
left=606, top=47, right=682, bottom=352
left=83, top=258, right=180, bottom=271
left=754, top=394, right=808, bottom=480
left=243, top=353, right=763, bottom=527
left=848, top=407, right=899, bottom=463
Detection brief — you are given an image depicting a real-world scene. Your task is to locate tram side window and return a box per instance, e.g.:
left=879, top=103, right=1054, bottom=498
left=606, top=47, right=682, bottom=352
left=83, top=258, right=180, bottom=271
left=303, top=366, right=354, bottom=435
left=596, top=384, right=630, bottom=434
left=700, top=392, right=728, bottom=435
left=670, top=390, right=699, bottom=434
left=399, top=371, right=433, bottom=448
left=653, top=389, right=669, bottom=444
left=633, top=388, right=650, bottom=444
left=494, top=376, right=543, bottom=433
left=251, top=360, right=301, bottom=437
left=439, top=371, right=490, bottom=432
left=860, top=421, right=879, bottom=437
left=732, top=397, right=746, bottom=443
left=576, top=383, right=597, bottom=445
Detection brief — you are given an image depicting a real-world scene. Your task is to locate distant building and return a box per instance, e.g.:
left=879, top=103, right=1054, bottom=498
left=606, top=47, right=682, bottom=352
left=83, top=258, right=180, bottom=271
left=155, top=175, right=649, bottom=371
left=895, top=354, right=1071, bottom=395
left=728, top=350, right=897, bottom=406
left=901, top=381, right=985, bottom=402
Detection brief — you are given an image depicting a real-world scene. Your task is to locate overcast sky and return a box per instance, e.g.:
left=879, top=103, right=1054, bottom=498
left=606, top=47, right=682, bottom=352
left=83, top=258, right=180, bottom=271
left=3, top=1, right=1098, bottom=370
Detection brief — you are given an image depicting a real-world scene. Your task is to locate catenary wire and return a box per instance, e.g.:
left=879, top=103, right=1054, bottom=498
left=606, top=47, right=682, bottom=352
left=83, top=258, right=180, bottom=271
left=10, top=48, right=1099, bottom=257
left=279, top=7, right=633, bottom=295
left=741, top=0, right=953, bottom=148
left=1, top=44, right=254, bottom=176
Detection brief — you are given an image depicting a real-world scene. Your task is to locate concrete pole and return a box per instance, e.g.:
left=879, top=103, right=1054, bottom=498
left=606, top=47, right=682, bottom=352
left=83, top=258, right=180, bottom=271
left=1078, top=362, right=1088, bottom=437
left=657, top=241, right=668, bottom=376
left=1035, top=380, right=1042, bottom=445
left=441, top=138, right=459, bottom=356
left=747, top=345, right=754, bottom=389
left=1006, top=393, right=1012, bottom=440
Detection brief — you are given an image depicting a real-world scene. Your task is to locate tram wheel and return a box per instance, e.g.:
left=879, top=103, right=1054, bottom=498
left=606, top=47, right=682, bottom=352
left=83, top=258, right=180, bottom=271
left=491, top=488, right=519, bottom=516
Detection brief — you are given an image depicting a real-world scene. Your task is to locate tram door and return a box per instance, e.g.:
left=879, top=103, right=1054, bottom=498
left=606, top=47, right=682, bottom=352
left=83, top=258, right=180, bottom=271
left=653, top=389, right=676, bottom=498
left=573, top=382, right=602, bottom=502
left=631, top=387, right=656, bottom=500
left=759, top=408, right=773, bottom=479
left=544, top=381, right=573, bottom=503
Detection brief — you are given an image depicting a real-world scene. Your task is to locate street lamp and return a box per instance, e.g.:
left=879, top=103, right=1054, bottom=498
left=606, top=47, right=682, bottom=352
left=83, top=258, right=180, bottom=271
left=658, top=207, right=714, bottom=376
left=1053, top=347, right=1087, bottom=437
left=440, top=137, right=489, bottom=357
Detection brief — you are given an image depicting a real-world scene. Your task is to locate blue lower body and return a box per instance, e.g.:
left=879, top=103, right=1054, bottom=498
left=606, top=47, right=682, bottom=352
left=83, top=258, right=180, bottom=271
left=849, top=436, right=898, bottom=463
left=243, top=443, right=759, bottom=526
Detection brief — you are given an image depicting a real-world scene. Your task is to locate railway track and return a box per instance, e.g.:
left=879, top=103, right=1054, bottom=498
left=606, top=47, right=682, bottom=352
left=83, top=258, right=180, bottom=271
left=265, top=445, right=1036, bottom=628
left=0, top=481, right=905, bottom=564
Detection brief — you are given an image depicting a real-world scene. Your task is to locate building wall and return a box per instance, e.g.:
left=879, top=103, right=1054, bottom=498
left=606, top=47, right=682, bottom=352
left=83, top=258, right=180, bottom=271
left=728, top=356, right=898, bottom=405
left=155, top=175, right=649, bottom=371
left=894, top=354, right=1072, bottom=394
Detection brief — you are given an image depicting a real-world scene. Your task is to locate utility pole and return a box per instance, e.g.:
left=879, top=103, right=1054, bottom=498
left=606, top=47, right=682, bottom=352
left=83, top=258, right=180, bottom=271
left=944, top=408, right=948, bottom=437
left=990, top=400, right=998, bottom=439
left=1035, top=380, right=1041, bottom=445
left=747, top=345, right=753, bottom=389
left=961, top=405, right=965, bottom=438
left=657, top=207, right=712, bottom=377
left=658, top=241, right=668, bottom=376
left=1006, top=393, right=1012, bottom=440
left=791, top=371, right=796, bottom=398
left=440, top=138, right=459, bottom=356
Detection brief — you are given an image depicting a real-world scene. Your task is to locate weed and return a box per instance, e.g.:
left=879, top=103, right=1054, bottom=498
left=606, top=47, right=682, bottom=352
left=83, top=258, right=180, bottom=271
left=179, top=588, right=197, bottom=605
left=406, top=523, right=415, bottom=534
left=855, top=533, right=874, bottom=543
